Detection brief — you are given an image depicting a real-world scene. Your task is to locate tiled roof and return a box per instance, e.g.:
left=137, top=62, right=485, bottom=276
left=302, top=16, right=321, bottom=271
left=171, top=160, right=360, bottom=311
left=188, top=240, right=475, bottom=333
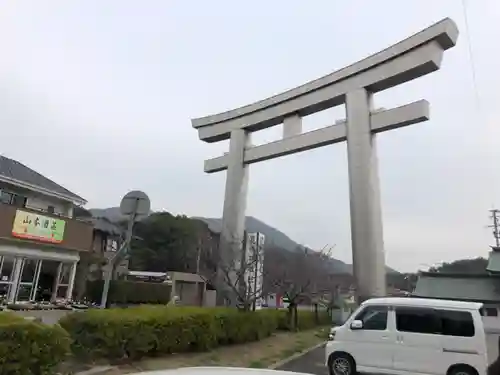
left=0, top=155, right=85, bottom=203
left=487, top=251, right=500, bottom=273
left=414, top=273, right=500, bottom=302
left=89, top=217, right=123, bottom=237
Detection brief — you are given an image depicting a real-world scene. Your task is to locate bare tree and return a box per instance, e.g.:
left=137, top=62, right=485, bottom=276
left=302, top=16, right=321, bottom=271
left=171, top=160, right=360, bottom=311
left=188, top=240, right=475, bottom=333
left=200, top=231, right=266, bottom=311
left=267, top=245, right=335, bottom=330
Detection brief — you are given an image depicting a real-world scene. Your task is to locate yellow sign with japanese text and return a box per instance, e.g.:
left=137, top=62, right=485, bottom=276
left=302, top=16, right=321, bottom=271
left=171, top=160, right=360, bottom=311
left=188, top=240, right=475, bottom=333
left=11, top=210, right=66, bottom=243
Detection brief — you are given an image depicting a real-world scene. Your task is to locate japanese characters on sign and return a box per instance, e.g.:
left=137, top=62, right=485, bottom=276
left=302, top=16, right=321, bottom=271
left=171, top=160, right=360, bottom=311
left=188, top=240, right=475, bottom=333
left=11, top=210, right=66, bottom=243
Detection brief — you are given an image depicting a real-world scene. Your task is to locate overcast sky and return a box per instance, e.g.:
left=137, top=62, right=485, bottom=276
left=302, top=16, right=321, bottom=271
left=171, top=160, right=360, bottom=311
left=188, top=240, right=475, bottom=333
left=0, top=1, right=498, bottom=272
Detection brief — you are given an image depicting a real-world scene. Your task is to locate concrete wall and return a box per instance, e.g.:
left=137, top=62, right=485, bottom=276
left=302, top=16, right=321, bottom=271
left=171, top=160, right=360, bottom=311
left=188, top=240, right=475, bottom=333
left=0, top=182, right=74, bottom=218
left=176, top=281, right=204, bottom=306
left=11, top=309, right=75, bottom=325
left=204, top=290, right=216, bottom=307
left=25, top=195, right=73, bottom=217
left=482, top=304, right=500, bottom=333
left=483, top=317, right=500, bottom=333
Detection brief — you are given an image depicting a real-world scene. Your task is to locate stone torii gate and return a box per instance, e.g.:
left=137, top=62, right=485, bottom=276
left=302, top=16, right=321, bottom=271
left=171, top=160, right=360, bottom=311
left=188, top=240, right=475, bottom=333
left=191, top=18, right=458, bottom=303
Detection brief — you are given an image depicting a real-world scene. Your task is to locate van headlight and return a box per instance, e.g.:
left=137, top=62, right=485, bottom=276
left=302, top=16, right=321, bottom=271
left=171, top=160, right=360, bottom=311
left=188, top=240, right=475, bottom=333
left=328, top=332, right=336, bottom=341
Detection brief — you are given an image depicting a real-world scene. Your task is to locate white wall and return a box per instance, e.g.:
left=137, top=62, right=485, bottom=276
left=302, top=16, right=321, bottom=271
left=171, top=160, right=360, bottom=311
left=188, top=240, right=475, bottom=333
left=483, top=317, right=500, bottom=333
left=1, top=182, right=74, bottom=217
left=25, top=195, right=72, bottom=217
left=481, top=305, right=500, bottom=333
left=0, top=243, right=80, bottom=262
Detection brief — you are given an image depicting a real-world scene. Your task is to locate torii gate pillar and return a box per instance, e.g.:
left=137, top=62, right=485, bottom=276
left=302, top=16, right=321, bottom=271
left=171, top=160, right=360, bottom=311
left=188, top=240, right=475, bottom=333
left=346, top=88, right=386, bottom=301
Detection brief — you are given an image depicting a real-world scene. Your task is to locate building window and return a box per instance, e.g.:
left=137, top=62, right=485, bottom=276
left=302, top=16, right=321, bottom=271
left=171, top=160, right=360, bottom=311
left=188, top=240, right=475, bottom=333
left=0, top=190, right=27, bottom=207
left=58, top=263, right=71, bottom=285
left=0, top=191, right=13, bottom=204
left=56, top=286, right=68, bottom=299
left=485, top=307, right=498, bottom=317
left=106, top=239, right=118, bottom=252
left=11, top=194, right=27, bottom=208
left=0, top=256, right=15, bottom=301
left=55, top=263, right=72, bottom=300
left=100, top=236, right=107, bottom=253
left=353, top=305, right=388, bottom=330
left=17, top=258, right=42, bottom=302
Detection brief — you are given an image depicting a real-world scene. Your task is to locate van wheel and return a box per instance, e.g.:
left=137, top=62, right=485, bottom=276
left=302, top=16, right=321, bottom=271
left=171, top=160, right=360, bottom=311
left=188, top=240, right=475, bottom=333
left=328, top=352, right=356, bottom=375
left=448, top=365, right=478, bottom=375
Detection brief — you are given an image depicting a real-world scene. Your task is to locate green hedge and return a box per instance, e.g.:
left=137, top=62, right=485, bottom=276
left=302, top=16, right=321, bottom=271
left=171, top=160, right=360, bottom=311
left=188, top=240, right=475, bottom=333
left=60, top=306, right=286, bottom=361
left=0, top=308, right=330, bottom=373
left=0, top=313, right=71, bottom=375
left=85, top=280, right=171, bottom=305
left=211, top=308, right=278, bottom=345
left=0, top=312, right=25, bottom=324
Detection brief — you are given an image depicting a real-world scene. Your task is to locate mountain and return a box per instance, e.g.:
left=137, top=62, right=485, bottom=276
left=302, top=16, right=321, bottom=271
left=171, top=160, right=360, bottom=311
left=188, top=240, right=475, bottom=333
left=88, top=207, right=398, bottom=274
left=194, top=216, right=352, bottom=273
left=195, top=216, right=399, bottom=274
left=194, top=216, right=304, bottom=252
left=89, top=207, right=126, bottom=222
left=88, top=207, right=153, bottom=222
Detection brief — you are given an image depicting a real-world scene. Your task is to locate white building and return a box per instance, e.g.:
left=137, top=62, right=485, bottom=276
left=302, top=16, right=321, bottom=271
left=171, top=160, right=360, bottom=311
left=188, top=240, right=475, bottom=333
left=244, top=232, right=265, bottom=310
left=0, top=156, right=93, bottom=303
left=414, top=247, right=500, bottom=333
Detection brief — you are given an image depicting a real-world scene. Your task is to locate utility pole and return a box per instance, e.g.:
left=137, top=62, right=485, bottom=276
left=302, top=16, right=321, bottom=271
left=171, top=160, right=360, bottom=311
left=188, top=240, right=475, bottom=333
left=100, top=190, right=150, bottom=309
left=100, top=201, right=137, bottom=309
left=488, top=209, right=500, bottom=248
left=196, top=237, right=201, bottom=274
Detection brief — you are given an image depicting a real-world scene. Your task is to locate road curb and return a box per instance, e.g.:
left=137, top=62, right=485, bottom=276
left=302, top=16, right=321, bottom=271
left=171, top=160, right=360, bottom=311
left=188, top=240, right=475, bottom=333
left=74, top=365, right=117, bottom=375
left=268, top=341, right=326, bottom=370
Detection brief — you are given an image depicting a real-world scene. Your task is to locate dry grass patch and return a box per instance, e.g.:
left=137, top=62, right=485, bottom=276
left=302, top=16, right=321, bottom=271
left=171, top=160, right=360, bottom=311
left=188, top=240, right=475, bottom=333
left=101, top=327, right=329, bottom=374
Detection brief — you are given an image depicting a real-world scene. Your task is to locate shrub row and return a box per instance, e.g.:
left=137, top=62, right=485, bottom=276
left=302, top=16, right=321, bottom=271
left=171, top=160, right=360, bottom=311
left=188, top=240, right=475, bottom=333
left=0, top=312, right=71, bottom=375
left=59, top=306, right=329, bottom=361
left=0, top=306, right=330, bottom=374
left=85, top=280, right=172, bottom=305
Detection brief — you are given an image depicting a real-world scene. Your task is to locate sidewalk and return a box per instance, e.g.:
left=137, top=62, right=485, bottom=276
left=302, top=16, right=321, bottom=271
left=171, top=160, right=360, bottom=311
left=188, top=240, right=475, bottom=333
left=275, top=344, right=327, bottom=375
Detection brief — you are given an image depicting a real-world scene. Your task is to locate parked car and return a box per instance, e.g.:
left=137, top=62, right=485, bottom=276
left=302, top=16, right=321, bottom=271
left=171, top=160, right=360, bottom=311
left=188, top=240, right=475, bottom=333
left=325, top=297, right=487, bottom=375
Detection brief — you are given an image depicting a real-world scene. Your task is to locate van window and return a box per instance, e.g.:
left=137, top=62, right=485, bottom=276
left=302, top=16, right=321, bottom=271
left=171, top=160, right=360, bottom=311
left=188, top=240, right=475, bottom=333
left=438, top=309, right=475, bottom=337
left=396, top=307, right=475, bottom=337
left=395, top=307, right=441, bottom=334
left=353, top=305, right=387, bottom=330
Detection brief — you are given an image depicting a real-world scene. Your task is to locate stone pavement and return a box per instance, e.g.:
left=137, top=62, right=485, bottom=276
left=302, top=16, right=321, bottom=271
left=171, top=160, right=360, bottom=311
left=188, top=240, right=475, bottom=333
left=276, top=344, right=327, bottom=375
left=12, top=309, right=73, bottom=325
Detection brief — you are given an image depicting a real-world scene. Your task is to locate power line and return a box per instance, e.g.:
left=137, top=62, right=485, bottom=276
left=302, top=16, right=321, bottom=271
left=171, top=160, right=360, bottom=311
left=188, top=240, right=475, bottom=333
left=461, top=0, right=481, bottom=114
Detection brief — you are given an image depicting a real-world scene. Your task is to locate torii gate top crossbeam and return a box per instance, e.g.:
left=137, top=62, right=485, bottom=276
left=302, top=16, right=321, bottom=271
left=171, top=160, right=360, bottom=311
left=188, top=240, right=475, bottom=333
left=191, top=18, right=458, bottom=143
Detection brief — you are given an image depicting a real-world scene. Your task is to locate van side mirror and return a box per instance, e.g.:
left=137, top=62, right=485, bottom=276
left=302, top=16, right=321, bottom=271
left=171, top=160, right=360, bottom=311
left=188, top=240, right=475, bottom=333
left=350, top=320, right=363, bottom=330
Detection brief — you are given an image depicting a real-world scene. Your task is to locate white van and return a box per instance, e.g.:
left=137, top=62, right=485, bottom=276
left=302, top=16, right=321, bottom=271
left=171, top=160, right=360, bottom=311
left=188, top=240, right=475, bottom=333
left=325, top=297, right=488, bottom=375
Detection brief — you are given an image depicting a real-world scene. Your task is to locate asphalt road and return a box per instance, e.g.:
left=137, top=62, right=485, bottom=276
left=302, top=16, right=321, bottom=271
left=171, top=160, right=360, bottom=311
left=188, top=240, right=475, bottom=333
left=276, top=334, right=500, bottom=375
left=276, top=345, right=327, bottom=375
